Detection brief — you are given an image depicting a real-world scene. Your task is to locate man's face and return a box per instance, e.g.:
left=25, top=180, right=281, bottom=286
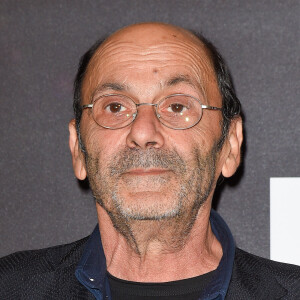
left=78, top=24, right=226, bottom=222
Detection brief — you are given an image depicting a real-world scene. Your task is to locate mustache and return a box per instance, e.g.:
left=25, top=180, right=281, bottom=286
left=108, top=148, right=187, bottom=176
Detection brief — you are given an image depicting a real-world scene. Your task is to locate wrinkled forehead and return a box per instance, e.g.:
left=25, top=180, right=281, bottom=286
left=82, top=24, right=216, bottom=101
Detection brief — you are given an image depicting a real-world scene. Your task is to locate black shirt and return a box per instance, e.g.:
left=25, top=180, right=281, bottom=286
left=107, top=270, right=216, bottom=300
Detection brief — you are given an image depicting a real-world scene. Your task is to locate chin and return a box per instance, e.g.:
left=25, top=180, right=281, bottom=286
left=111, top=190, right=183, bottom=220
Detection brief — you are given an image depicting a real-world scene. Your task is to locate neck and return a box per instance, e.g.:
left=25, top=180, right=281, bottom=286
left=96, top=201, right=222, bottom=282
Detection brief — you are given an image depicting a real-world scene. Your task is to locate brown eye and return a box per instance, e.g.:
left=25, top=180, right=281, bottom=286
left=106, top=102, right=125, bottom=113
left=169, top=103, right=186, bottom=113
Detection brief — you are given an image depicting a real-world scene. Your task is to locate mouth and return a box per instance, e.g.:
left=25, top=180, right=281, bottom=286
left=123, top=168, right=171, bottom=176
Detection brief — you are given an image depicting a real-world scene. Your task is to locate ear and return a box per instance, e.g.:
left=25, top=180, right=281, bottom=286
left=69, top=119, right=87, bottom=180
left=221, top=117, right=243, bottom=178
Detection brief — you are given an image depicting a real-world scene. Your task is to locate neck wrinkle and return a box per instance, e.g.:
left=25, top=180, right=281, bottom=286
left=96, top=202, right=222, bottom=282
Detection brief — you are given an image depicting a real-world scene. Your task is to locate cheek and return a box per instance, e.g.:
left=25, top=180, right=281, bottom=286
left=193, top=113, right=223, bottom=144
left=167, top=125, right=219, bottom=158
left=82, top=120, right=128, bottom=158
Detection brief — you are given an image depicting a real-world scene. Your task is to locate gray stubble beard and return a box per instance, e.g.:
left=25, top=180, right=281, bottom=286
left=85, top=145, right=218, bottom=254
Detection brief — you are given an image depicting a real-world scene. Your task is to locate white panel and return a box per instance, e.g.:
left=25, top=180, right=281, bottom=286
left=270, top=177, right=300, bottom=266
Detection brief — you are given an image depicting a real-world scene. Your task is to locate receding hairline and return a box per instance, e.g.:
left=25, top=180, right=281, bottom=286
left=98, top=22, right=207, bottom=53
left=111, top=22, right=200, bottom=39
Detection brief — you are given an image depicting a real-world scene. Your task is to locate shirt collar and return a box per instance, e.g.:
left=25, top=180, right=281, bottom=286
left=75, top=224, right=108, bottom=298
left=75, top=209, right=235, bottom=300
left=202, top=209, right=236, bottom=299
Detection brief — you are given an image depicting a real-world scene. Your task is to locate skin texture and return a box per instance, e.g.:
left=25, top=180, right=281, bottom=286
left=69, top=23, right=243, bottom=282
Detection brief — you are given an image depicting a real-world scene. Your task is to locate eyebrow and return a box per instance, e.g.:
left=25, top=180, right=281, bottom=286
left=166, top=74, right=207, bottom=100
left=92, top=82, right=127, bottom=98
left=166, top=75, right=196, bottom=88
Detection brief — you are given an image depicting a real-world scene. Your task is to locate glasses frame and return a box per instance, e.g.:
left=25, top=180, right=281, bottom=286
left=82, top=93, right=222, bottom=130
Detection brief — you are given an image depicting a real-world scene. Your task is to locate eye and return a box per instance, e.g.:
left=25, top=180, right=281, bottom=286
left=167, top=103, right=188, bottom=113
left=105, top=102, right=126, bottom=113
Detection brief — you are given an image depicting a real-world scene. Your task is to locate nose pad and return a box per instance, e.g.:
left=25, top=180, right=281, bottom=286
left=133, top=103, right=159, bottom=125
left=134, top=103, right=160, bottom=124
left=126, top=104, right=164, bottom=150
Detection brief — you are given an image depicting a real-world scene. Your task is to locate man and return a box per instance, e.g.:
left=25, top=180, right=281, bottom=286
left=1, top=23, right=299, bottom=299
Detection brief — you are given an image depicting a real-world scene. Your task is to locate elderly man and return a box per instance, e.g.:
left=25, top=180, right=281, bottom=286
left=1, top=23, right=299, bottom=299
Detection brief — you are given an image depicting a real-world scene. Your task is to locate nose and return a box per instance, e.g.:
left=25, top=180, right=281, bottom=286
left=126, top=104, right=165, bottom=150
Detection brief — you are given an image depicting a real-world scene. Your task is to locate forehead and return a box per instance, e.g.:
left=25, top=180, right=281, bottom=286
left=82, top=25, right=217, bottom=102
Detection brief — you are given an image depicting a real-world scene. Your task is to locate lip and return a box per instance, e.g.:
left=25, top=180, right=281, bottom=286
left=123, top=168, right=170, bottom=176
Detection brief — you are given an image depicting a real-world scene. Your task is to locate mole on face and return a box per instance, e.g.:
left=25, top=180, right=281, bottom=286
left=153, top=68, right=158, bottom=74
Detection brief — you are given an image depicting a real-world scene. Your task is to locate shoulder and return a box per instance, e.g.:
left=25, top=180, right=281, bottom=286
left=226, top=247, right=300, bottom=299
left=234, top=247, right=300, bottom=277
left=0, top=236, right=89, bottom=275
left=0, top=236, right=89, bottom=299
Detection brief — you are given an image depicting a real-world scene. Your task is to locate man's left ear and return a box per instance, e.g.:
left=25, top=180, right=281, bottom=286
left=221, top=117, right=243, bottom=178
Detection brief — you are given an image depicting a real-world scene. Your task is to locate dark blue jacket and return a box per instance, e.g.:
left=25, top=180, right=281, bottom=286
left=1, top=236, right=300, bottom=299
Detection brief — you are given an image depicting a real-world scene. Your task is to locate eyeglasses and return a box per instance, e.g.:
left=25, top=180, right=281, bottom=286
left=82, top=93, right=222, bottom=130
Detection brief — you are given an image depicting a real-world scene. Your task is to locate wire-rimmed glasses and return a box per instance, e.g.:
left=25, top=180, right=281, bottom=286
left=82, top=93, right=222, bottom=130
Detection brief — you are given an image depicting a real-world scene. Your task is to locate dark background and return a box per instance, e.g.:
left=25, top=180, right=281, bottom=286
left=0, top=0, right=299, bottom=259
